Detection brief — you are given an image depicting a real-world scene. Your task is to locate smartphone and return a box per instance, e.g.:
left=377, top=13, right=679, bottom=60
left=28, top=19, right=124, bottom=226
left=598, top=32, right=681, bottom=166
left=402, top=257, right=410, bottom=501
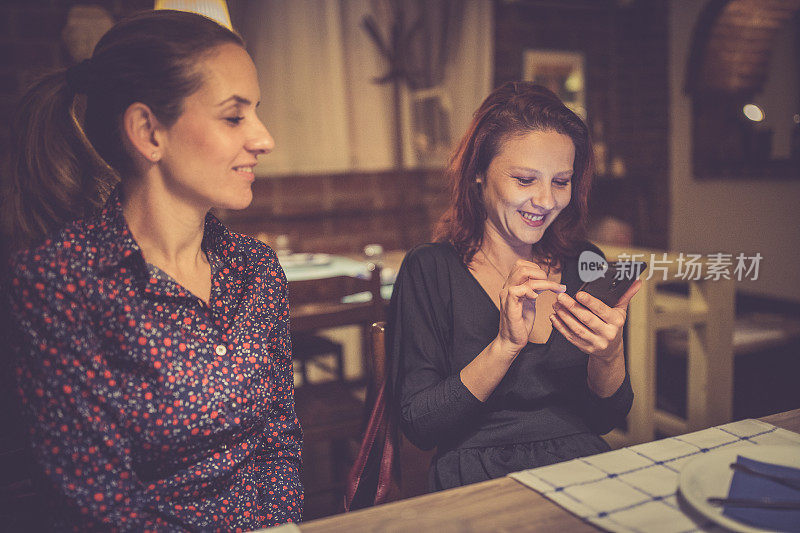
left=577, top=261, right=647, bottom=307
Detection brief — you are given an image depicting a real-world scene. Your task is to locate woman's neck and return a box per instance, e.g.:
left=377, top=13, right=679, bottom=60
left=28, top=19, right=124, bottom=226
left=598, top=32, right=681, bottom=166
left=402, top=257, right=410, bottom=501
left=479, top=223, right=535, bottom=275
left=120, top=179, right=208, bottom=273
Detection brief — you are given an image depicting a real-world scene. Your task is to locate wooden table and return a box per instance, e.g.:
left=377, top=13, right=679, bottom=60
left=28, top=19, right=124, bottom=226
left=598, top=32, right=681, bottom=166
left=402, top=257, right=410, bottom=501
left=299, top=409, right=800, bottom=532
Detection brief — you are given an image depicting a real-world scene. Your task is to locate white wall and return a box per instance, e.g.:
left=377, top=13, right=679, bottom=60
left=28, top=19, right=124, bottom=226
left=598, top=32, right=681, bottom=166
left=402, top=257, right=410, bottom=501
left=669, top=0, right=800, bottom=302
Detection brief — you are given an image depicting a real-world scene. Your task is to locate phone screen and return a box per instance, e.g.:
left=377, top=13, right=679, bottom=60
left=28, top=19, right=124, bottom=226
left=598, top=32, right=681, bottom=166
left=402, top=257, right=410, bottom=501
left=577, top=261, right=647, bottom=307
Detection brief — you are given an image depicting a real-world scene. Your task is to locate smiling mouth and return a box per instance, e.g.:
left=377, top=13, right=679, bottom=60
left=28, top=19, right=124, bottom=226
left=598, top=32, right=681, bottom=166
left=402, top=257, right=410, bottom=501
left=233, top=166, right=255, bottom=176
left=520, top=211, right=545, bottom=222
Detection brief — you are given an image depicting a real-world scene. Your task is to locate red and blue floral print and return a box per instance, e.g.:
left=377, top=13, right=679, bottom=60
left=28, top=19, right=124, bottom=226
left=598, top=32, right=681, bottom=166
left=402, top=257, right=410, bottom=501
left=6, top=191, right=302, bottom=531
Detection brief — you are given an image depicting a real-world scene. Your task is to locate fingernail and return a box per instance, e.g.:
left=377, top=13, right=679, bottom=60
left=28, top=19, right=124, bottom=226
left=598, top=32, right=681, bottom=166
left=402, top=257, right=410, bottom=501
left=559, top=284, right=567, bottom=292
left=577, top=292, right=588, bottom=302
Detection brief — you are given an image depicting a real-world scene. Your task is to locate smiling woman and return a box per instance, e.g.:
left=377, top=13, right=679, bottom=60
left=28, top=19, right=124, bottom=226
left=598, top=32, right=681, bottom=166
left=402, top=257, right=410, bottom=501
left=388, top=82, right=637, bottom=492
left=4, top=10, right=301, bottom=531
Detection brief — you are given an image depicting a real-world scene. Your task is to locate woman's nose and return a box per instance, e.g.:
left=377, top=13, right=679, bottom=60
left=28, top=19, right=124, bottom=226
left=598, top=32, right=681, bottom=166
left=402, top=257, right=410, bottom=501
left=531, top=183, right=555, bottom=210
left=246, top=119, right=275, bottom=155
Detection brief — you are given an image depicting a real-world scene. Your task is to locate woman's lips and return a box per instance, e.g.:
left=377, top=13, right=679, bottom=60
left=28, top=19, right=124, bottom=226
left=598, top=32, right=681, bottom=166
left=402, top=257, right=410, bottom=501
left=519, top=210, right=546, bottom=227
left=233, top=166, right=255, bottom=181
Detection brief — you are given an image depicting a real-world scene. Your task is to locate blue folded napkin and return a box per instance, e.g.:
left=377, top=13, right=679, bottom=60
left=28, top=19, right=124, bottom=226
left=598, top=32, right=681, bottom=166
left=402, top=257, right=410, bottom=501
left=723, top=455, right=800, bottom=532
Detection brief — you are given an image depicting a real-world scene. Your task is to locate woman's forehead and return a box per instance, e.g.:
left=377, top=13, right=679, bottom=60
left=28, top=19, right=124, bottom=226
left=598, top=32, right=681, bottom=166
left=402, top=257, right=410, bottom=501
left=191, top=44, right=261, bottom=106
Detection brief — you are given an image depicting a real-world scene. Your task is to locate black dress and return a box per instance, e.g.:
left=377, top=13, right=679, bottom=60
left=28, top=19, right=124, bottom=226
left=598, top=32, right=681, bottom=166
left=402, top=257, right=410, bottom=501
left=387, top=242, right=633, bottom=491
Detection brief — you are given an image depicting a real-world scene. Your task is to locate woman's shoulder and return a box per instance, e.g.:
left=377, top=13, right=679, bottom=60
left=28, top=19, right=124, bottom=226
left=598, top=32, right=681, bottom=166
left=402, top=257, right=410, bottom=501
left=5, top=218, right=100, bottom=306
left=562, top=240, right=605, bottom=264
left=558, top=240, right=606, bottom=281
left=9, top=219, right=93, bottom=276
left=224, top=229, right=276, bottom=262
left=577, top=240, right=606, bottom=259
left=399, top=241, right=462, bottom=275
left=403, top=241, right=460, bottom=264
left=203, top=215, right=282, bottom=276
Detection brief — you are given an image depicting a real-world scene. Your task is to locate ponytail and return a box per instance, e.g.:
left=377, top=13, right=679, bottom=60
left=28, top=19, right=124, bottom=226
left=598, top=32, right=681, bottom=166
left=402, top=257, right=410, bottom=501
left=2, top=9, right=244, bottom=252
left=4, top=69, right=116, bottom=252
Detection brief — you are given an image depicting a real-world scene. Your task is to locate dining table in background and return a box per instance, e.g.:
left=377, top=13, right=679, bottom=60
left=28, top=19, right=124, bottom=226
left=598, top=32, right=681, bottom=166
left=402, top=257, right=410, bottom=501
left=296, top=409, right=800, bottom=533
left=280, top=250, right=406, bottom=299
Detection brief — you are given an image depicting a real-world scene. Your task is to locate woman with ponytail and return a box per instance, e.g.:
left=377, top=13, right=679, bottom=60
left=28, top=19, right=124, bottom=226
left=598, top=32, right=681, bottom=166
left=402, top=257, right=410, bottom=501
left=4, top=10, right=302, bottom=530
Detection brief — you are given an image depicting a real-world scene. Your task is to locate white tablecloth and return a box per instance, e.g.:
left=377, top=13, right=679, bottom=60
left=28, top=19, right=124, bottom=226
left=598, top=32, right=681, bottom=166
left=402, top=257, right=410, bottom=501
left=510, top=419, right=800, bottom=533
left=280, top=254, right=395, bottom=300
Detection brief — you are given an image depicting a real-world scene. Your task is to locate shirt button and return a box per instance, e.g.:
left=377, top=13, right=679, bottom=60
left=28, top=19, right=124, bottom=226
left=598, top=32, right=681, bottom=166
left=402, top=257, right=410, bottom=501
left=215, top=344, right=227, bottom=356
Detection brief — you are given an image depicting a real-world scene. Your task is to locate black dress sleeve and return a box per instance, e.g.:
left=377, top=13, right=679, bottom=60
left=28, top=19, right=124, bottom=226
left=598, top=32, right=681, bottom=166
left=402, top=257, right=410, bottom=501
left=387, top=245, right=483, bottom=450
left=581, top=368, right=633, bottom=434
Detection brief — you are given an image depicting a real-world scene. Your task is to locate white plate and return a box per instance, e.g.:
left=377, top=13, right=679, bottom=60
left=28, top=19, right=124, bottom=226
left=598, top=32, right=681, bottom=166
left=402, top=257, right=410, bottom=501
left=678, top=444, right=800, bottom=533
left=279, top=253, right=332, bottom=268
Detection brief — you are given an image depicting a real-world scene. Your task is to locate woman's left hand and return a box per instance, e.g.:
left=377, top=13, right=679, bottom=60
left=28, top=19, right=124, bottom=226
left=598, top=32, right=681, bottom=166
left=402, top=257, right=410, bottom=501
left=549, top=281, right=641, bottom=363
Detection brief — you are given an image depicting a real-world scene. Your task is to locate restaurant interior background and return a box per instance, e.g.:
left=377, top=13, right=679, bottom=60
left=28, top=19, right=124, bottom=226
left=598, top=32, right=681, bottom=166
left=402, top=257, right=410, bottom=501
left=1, top=0, right=799, bottom=523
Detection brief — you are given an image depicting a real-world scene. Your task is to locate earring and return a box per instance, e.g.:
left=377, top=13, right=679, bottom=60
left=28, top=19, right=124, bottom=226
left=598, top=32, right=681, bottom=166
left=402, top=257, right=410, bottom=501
left=150, top=151, right=160, bottom=161
left=475, top=177, right=483, bottom=184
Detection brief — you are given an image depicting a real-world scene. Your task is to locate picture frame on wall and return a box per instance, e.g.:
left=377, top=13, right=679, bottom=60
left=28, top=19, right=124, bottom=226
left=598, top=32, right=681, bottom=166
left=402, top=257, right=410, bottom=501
left=523, top=49, right=586, bottom=119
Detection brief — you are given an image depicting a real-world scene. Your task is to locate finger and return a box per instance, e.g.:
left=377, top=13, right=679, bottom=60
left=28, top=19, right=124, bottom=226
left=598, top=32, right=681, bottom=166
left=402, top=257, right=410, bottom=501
left=553, top=301, right=604, bottom=343
left=614, top=280, right=642, bottom=310
left=503, top=285, right=537, bottom=324
left=573, top=291, right=623, bottom=327
left=506, top=263, right=547, bottom=285
left=525, top=280, right=567, bottom=295
left=507, top=284, right=539, bottom=302
left=555, top=293, right=615, bottom=336
left=550, top=313, right=592, bottom=352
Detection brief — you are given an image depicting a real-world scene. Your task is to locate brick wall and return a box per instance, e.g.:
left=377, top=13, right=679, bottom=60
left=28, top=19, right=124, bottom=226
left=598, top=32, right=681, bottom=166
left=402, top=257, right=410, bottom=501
left=221, top=168, right=450, bottom=254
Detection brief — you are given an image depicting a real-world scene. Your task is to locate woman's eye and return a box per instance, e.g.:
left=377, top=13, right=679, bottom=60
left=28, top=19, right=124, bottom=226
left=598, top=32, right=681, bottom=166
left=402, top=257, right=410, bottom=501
left=554, top=180, right=571, bottom=188
left=226, top=116, right=244, bottom=125
left=513, top=176, right=534, bottom=185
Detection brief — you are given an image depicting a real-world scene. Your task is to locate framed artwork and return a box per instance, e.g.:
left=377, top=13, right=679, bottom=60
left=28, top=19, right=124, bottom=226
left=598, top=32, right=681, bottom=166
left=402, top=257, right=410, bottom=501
left=523, top=50, right=586, bottom=119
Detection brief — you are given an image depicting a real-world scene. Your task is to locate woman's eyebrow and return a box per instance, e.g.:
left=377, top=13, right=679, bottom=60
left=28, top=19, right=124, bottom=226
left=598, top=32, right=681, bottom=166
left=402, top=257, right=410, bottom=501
left=508, top=166, right=573, bottom=177
left=217, top=95, right=251, bottom=106
left=508, top=166, right=541, bottom=175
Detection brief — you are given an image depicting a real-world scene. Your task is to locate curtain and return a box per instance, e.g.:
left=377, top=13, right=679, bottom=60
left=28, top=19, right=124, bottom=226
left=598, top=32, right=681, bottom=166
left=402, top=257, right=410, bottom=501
left=234, top=0, right=492, bottom=176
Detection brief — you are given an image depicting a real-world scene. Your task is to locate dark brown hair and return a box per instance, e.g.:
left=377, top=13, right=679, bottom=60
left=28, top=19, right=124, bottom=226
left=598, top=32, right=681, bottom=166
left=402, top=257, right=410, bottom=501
left=434, top=81, right=595, bottom=268
left=3, top=10, right=244, bottom=252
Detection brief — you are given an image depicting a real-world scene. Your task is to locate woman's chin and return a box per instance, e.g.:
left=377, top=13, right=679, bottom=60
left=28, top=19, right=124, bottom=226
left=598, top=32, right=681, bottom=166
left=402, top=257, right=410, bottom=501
left=217, top=190, right=254, bottom=211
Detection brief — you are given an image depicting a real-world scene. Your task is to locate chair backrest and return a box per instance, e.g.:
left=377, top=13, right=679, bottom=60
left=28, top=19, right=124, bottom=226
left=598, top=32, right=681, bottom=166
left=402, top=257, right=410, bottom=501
left=344, top=321, right=434, bottom=511
left=366, top=322, right=387, bottom=403
left=369, top=322, right=435, bottom=501
left=289, top=265, right=384, bottom=333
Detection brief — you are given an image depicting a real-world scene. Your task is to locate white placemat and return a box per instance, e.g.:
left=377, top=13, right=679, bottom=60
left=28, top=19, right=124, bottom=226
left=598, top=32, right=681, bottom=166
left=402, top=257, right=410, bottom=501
left=509, top=419, right=800, bottom=533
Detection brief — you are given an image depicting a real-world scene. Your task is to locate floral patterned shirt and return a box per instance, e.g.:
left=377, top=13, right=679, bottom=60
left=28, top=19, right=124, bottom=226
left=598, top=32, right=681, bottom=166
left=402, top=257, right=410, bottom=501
left=6, top=191, right=302, bottom=531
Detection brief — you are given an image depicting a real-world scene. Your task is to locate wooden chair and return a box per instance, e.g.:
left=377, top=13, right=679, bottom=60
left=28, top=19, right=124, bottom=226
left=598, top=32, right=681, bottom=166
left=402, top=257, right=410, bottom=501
left=289, top=266, right=385, bottom=517
left=345, top=322, right=434, bottom=510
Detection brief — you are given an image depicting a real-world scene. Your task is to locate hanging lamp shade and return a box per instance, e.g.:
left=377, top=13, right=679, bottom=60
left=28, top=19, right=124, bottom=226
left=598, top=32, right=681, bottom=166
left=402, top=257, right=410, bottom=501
left=154, top=0, right=232, bottom=30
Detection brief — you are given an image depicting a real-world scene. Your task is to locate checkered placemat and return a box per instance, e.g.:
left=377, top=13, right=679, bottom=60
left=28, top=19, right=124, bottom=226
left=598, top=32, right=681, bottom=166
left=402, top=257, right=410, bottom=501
left=509, top=419, right=800, bottom=533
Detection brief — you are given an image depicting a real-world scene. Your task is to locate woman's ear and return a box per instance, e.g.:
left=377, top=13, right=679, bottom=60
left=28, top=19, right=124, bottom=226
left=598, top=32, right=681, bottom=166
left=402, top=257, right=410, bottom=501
left=122, top=102, right=165, bottom=164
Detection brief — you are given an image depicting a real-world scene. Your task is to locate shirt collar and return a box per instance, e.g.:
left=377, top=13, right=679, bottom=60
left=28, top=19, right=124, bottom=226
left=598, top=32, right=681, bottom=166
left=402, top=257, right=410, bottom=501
left=92, top=188, right=249, bottom=276
left=202, top=210, right=250, bottom=276
left=92, top=188, right=145, bottom=273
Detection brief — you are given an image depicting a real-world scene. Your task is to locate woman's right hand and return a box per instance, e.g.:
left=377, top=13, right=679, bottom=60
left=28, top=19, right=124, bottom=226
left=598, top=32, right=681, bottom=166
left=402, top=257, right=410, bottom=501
left=496, top=259, right=567, bottom=355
